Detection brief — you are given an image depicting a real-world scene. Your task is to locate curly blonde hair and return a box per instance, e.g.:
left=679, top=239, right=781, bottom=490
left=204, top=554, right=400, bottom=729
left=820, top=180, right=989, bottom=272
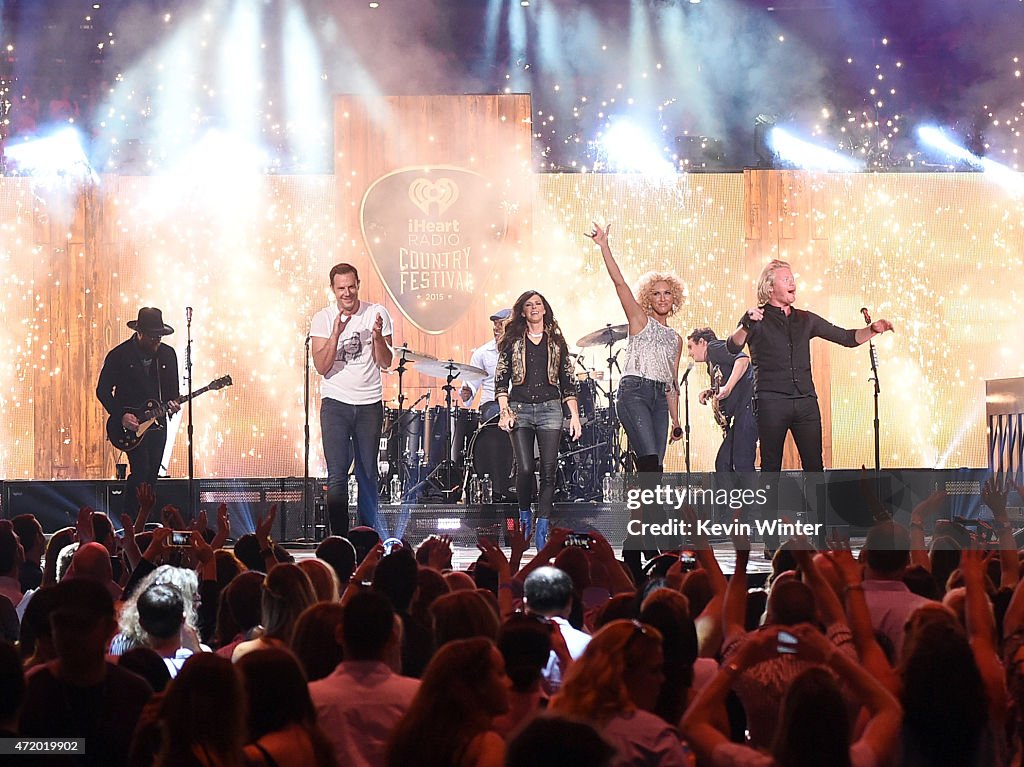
left=756, top=259, right=791, bottom=305
left=635, top=271, right=686, bottom=317
left=550, top=619, right=663, bottom=725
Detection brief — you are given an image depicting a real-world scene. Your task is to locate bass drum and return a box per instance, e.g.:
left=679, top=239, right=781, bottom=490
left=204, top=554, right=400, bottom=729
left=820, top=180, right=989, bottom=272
left=469, top=423, right=514, bottom=501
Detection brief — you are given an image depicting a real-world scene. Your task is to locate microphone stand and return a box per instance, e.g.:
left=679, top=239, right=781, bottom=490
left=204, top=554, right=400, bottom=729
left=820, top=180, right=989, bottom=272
left=683, top=372, right=692, bottom=476
left=862, top=308, right=882, bottom=499
left=861, top=310, right=881, bottom=474
left=303, top=333, right=312, bottom=539
left=185, top=307, right=195, bottom=520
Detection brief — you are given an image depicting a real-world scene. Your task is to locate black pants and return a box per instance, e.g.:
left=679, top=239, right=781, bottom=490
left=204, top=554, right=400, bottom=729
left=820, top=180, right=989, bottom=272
left=511, top=428, right=561, bottom=518
left=125, top=427, right=167, bottom=523
left=754, top=396, right=824, bottom=472
left=755, top=396, right=822, bottom=551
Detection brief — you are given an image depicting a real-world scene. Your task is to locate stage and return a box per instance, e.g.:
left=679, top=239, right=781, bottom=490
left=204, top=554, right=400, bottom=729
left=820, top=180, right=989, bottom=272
left=2, top=469, right=1015, bottom=554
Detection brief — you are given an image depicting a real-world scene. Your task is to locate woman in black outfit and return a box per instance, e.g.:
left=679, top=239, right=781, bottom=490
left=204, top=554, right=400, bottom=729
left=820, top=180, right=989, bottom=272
left=495, top=291, right=582, bottom=549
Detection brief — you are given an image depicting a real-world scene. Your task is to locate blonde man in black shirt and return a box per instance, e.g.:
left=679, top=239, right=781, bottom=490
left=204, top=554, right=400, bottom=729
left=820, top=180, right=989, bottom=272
left=727, top=260, right=892, bottom=473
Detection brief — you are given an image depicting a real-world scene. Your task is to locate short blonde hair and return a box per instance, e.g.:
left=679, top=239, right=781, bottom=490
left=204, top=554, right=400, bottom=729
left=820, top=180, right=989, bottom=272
left=635, top=271, right=686, bottom=317
left=756, top=259, right=791, bottom=305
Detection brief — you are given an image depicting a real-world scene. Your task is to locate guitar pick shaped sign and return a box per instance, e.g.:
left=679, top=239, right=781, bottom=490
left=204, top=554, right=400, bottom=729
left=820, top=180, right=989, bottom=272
left=361, top=166, right=508, bottom=334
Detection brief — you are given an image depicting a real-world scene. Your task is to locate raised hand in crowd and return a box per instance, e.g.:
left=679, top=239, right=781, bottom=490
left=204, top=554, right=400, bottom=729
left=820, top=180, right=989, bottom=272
left=210, top=502, right=231, bottom=551
left=134, top=482, right=157, bottom=530
left=76, top=505, right=95, bottom=544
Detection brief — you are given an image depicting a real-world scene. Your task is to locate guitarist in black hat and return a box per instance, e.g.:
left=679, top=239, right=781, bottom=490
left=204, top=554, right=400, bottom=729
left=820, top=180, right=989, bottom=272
left=96, top=307, right=180, bottom=521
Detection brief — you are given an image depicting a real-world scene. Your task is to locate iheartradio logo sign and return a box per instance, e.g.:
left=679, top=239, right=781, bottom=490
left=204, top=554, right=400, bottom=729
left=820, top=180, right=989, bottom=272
left=360, top=166, right=509, bottom=334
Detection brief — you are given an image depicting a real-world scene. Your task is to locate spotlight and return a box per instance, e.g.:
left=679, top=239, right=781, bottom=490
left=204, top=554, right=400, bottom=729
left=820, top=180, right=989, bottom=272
left=769, top=127, right=864, bottom=171
left=599, top=117, right=675, bottom=175
left=5, top=126, right=97, bottom=181
left=753, top=114, right=777, bottom=169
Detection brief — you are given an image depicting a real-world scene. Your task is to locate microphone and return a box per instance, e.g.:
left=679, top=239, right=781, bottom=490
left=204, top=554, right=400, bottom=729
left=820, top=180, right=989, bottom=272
left=680, top=360, right=694, bottom=385
left=860, top=307, right=872, bottom=325
left=186, top=306, right=193, bottom=324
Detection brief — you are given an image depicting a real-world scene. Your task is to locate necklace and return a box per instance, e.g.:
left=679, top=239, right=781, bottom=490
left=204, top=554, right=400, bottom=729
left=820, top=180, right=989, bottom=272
left=527, top=329, right=544, bottom=338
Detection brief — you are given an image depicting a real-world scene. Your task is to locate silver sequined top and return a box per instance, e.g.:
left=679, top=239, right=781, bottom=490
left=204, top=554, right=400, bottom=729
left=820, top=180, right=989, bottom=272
left=621, top=317, right=681, bottom=384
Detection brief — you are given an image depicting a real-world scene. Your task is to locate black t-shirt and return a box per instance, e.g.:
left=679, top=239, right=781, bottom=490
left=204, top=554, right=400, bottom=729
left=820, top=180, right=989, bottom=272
left=19, top=662, right=153, bottom=767
left=509, top=336, right=560, bottom=403
left=705, top=340, right=753, bottom=417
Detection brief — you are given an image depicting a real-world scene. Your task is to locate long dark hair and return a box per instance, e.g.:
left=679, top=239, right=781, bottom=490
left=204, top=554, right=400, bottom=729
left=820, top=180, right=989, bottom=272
left=771, top=667, right=852, bottom=767
left=499, top=291, right=568, bottom=355
left=386, top=638, right=504, bottom=767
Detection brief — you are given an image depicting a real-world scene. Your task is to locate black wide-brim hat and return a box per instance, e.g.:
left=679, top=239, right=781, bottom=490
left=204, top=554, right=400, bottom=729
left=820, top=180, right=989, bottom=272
left=127, top=307, right=174, bottom=336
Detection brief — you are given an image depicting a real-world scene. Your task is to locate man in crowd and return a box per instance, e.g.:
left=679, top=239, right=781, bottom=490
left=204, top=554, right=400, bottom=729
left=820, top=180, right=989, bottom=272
left=310, top=590, right=419, bottom=767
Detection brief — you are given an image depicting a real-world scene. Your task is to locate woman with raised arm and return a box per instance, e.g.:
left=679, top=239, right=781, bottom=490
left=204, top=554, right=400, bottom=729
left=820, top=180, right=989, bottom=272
left=588, top=223, right=684, bottom=470
left=495, top=291, right=582, bottom=550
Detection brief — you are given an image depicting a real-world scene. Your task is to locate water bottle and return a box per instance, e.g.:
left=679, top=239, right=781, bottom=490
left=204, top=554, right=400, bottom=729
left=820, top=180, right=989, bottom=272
left=602, top=472, right=613, bottom=502
left=468, top=473, right=480, bottom=504
left=480, top=474, right=493, bottom=505
left=390, top=474, right=403, bottom=504
left=347, top=474, right=358, bottom=506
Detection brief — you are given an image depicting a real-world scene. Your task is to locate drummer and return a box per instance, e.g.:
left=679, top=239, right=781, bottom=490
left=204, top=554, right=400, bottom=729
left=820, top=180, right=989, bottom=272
left=459, top=308, right=510, bottom=422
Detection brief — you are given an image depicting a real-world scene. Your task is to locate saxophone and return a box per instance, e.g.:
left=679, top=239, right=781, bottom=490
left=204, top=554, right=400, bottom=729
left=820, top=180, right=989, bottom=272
left=710, top=366, right=730, bottom=436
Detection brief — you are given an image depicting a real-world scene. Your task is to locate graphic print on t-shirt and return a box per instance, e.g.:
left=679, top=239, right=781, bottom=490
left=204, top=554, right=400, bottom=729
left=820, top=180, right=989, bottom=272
left=338, top=333, right=363, bottom=362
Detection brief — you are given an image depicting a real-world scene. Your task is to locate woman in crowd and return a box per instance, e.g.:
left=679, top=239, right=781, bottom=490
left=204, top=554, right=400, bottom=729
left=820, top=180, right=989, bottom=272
left=291, top=602, right=345, bottom=682
left=236, top=648, right=339, bottom=767
left=155, top=654, right=247, bottom=767
left=233, top=563, right=317, bottom=661
left=386, top=637, right=511, bottom=767
left=681, top=624, right=901, bottom=767
left=551, top=619, right=690, bottom=766
left=495, top=290, right=582, bottom=549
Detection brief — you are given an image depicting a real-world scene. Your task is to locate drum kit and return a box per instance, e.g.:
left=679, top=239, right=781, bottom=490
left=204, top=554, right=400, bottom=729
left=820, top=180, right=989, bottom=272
left=382, top=323, right=632, bottom=504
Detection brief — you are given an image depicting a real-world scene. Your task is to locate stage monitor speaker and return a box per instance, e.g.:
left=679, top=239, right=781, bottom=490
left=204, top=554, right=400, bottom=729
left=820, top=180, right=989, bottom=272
left=197, top=478, right=315, bottom=543
left=104, top=479, right=194, bottom=525
left=4, top=481, right=100, bottom=533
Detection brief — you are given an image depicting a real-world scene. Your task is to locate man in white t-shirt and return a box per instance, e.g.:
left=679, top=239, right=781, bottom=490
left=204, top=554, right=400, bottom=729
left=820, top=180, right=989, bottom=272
left=311, top=263, right=394, bottom=537
left=459, top=307, right=509, bottom=423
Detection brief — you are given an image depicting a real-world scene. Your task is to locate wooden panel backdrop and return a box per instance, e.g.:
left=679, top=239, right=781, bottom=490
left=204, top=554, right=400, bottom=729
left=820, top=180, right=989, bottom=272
left=333, top=94, right=533, bottom=407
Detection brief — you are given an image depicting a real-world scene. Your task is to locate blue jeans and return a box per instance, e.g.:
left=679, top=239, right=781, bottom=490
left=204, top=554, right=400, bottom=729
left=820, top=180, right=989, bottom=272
left=320, top=398, right=384, bottom=538
left=616, top=376, right=669, bottom=464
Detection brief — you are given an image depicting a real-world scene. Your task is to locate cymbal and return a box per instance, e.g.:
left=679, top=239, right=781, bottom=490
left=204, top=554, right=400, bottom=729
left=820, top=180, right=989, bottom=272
left=415, top=358, right=487, bottom=382
left=576, top=324, right=628, bottom=348
left=391, top=344, right=437, bottom=363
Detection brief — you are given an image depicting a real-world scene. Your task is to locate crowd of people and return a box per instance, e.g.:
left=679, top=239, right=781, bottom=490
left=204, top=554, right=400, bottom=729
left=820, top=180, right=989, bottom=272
left=2, top=476, right=1024, bottom=766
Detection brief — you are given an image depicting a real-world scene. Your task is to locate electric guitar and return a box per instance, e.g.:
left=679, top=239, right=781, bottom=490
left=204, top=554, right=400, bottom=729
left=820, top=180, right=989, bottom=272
left=106, top=375, right=232, bottom=451
left=710, top=367, right=731, bottom=436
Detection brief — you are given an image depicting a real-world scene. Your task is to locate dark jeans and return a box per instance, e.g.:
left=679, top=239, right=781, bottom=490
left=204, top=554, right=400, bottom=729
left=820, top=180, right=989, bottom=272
left=509, top=399, right=563, bottom=519
left=716, top=400, right=758, bottom=473
left=754, top=396, right=824, bottom=472
left=480, top=400, right=500, bottom=423
left=616, top=376, right=669, bottom=464
left=320, top=398, right=384, bottom=538
left=125, top=427, right=167, bottom=522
